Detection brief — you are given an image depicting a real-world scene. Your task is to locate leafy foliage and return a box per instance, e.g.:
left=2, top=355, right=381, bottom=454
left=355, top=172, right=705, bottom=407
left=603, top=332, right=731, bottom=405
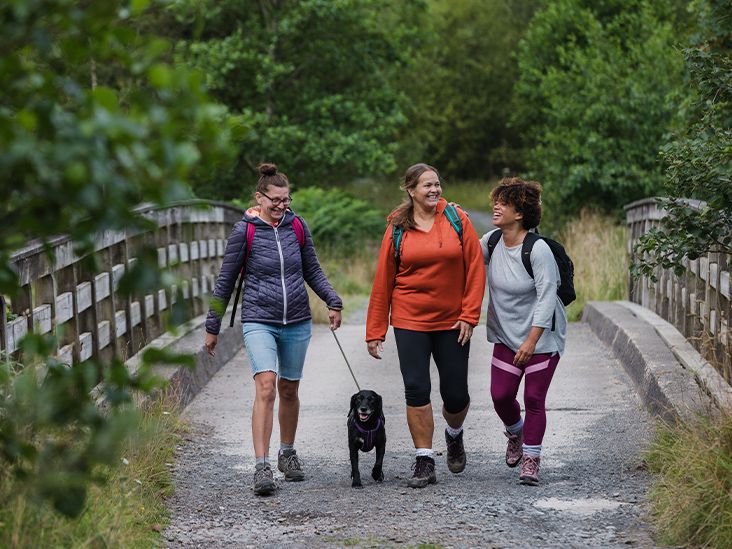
left=292, top=187, right=386, bottom=254
left=0, top=0, right=229, bottom=517
left=410, top=0, right=537, bottom=178
left=513, top=0, right=686, bottom=223
left=165, top=0, right=426, bottom=199
left=633, top=0, right=732, bottom=278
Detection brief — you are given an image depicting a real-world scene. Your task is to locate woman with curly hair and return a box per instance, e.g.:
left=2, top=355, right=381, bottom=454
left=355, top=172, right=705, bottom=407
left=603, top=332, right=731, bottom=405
left=480, top=177, right=567, bottom=486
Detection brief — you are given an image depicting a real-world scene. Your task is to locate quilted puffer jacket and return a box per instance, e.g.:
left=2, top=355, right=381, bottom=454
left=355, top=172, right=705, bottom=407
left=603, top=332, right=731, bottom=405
left=205, top=208, right=342, bottom=335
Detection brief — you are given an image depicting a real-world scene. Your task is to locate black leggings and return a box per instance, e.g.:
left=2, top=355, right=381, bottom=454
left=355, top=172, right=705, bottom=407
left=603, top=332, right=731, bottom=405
left=393, top=327, right=470, bottom=413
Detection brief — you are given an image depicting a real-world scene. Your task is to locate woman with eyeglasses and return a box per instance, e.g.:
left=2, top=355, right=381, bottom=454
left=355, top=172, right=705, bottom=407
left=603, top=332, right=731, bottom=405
left=204, top=163, right=343, bottom=496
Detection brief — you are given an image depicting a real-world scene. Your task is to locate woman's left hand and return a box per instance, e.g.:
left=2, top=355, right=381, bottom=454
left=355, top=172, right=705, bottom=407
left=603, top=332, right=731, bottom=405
left=329, top=309, right=342, bottom=331
left=451, top=320, right=474, bottom=346
left=514, top=339, right=537, bottom=366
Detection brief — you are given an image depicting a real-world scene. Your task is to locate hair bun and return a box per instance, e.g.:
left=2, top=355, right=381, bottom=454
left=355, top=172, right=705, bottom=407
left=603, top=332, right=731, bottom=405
left=258, top=163, right=278, bottom=176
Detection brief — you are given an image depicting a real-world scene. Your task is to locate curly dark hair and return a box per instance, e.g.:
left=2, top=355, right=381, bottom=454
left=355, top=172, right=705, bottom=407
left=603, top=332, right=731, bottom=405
left=490, top=177, right=543, bottom=230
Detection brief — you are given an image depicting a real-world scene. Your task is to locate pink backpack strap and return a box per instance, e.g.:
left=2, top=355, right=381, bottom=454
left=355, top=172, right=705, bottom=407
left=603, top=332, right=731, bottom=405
left=291, top=215, right=305, bottom=247
left=244, top=221, right=256, bottom=267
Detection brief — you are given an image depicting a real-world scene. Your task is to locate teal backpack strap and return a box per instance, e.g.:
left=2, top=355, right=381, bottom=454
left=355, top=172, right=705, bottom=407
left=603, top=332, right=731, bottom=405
left=443, top=203, right=463, bottom=244
left=391, top=224, right=404, bottom=270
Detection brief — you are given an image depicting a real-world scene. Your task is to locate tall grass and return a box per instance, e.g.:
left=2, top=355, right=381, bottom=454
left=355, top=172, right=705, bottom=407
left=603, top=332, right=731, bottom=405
left=645, top=412, right=732, bottom=548
left=0, top=399, right=181, bottom=548
left=308, top=246, right=378, bottom=324
left=560, top=210, right=628, bottom=321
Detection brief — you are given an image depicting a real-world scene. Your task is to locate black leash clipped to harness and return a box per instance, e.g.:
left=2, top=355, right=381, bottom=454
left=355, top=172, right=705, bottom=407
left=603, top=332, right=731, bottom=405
left=331, top=329, right=361, bottom=391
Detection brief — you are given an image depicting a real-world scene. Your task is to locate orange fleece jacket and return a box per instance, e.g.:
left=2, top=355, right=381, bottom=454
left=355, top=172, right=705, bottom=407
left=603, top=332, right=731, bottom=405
left=366, top=199, right=486, bottom=342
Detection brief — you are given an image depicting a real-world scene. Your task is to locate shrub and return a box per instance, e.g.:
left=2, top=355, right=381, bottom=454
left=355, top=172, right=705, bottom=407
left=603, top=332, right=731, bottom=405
left=292, top=187, right=386, bottom=255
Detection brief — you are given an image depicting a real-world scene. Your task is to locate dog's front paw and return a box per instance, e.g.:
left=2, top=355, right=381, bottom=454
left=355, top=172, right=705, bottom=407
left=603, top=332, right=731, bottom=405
left=351, top=478, right=363, bottom=488
left=372, top=467, right=384, bottom=482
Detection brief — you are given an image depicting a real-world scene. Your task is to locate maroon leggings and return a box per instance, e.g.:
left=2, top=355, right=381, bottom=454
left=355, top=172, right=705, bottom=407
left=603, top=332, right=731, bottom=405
left=490, top=343, right=560, bottom=446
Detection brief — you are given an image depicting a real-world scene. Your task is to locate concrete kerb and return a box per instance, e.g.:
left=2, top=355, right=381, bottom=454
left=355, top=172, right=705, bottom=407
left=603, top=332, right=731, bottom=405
left=123, top=308, right=243, bottom=409
left=582, top=301, right=720, bottom=423
left=616, top=300, right=732, bottom=412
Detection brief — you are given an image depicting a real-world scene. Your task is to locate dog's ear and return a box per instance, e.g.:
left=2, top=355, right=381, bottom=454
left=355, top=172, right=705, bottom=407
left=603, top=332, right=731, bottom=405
left=375, top=393, right=383, bottom=419
left=349, top=393, right=359, bottom=413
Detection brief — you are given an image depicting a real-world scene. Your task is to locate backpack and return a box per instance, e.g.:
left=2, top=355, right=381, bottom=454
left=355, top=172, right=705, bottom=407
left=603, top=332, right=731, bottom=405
left=392, top=203, right=463, bottom=270
left=486, top=230, right=576, bottom=307
left=229, top=216, right=305, bottom=327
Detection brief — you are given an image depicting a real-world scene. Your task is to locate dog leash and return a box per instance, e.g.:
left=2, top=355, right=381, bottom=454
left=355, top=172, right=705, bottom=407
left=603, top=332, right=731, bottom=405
left=330, top=329, right=361, bottom=391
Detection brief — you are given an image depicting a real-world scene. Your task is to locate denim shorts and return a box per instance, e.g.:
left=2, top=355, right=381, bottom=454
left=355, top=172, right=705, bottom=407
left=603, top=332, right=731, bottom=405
left=242, top=320, right=312, bottom=380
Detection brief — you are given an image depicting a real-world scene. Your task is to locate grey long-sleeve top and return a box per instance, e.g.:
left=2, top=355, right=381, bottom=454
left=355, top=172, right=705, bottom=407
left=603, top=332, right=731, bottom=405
left=480, top=229, right=567, bottom=355
left=205, top=209, right=342, bottom=335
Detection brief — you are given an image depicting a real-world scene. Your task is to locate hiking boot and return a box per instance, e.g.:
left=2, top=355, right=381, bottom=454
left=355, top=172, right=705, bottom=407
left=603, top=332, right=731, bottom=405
left=445, top=429, right=466, bottom=473
left=407, top=456, right=437, bottom=488
left=278, top=449, right=305, bottom=482
left=253, top=463, right=276, bottom=496
left=519, top=455, right=540, bottom=486
left=504, top=430, right=523, bottom=468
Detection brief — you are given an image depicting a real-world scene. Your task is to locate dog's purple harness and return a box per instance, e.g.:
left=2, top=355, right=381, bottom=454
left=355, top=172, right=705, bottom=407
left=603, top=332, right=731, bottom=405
left=349, top=416, right=384, bottom=452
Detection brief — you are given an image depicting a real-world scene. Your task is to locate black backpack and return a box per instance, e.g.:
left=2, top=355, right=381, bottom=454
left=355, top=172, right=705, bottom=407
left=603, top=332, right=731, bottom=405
left=486, top=230, right=576, bottom=306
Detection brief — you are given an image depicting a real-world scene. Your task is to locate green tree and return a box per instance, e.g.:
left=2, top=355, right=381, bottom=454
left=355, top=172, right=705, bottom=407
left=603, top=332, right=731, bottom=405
left=0, top=0, right=231, bottom=516
left=633, top=0, right=732, bottom=278
left=166, top=0, right=427, bottom=199
left=513, top=0, right=687, bottom=223
left=410, top=0, right=537, bottom=179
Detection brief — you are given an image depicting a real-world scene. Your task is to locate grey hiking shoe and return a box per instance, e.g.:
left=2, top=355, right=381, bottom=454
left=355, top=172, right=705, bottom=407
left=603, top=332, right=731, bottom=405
left=253, top=462, right=276, bottom=496
left=504, top=429, right=523, bottom=468
left=407, top=456, right=437, bottom=488
left=278, top=449, right=305, bottom=481
left=519, top=455, right=540, bottom=486
left=445, top=429, right=466, bottom=473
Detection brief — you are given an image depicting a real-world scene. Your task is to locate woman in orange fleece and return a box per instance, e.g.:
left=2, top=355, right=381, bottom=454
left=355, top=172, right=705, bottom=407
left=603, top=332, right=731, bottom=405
left=366, top=163, right=485, bottom=488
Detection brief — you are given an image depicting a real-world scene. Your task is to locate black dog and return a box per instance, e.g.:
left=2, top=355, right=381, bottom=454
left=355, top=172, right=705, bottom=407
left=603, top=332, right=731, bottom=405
left=348, top=389, right=386, bottom=488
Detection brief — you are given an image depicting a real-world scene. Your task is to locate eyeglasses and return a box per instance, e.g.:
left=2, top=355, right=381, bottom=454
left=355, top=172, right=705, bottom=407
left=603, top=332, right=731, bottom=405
left=260, top=191, right=292, bottom=207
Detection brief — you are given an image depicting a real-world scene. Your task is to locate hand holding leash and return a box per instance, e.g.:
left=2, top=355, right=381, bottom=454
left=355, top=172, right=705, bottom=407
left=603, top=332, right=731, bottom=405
left=329, top=308, right=342, bottom=330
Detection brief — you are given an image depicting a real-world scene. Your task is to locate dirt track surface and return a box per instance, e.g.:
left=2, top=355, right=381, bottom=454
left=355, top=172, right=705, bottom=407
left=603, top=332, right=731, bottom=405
left=164, top=323, right=658, bottom=548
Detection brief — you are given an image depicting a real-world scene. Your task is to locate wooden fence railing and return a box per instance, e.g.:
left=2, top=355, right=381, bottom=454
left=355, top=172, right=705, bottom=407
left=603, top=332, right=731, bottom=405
left=1, top=201, right=244, bottom=365
left=626, top=198, right=731, bottom=382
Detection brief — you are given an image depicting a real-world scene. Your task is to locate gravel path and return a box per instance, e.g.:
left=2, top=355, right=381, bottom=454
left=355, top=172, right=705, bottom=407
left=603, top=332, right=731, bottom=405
left=164, top=323, right=658, bottom=548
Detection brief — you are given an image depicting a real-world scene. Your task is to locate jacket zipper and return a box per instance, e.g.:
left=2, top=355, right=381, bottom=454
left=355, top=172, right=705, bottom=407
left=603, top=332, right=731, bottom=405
left=274, top=226, right=288, bottom=324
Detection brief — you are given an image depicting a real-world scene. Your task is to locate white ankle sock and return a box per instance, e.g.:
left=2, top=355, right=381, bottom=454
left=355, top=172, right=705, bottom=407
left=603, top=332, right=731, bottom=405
left=506, top=418, right=523, bottom=435
left=415, top=448, right=434, bottom=458
left=279, top=442, right=294, bottom=454
left=523, top=444, right=541, bottom=457
left=445, top=425, right=463, bottom=438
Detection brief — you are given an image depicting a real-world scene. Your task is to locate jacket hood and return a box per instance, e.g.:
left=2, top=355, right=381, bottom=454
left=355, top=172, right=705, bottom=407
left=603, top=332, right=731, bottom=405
left=244, top=207, right=295, bottom=227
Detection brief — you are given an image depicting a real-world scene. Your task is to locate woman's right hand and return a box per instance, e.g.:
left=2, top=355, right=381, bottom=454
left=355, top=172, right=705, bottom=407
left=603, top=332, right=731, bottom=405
left=367, top=340, right=383, bottom=360
left=204, top=333, right=218, bottom=357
